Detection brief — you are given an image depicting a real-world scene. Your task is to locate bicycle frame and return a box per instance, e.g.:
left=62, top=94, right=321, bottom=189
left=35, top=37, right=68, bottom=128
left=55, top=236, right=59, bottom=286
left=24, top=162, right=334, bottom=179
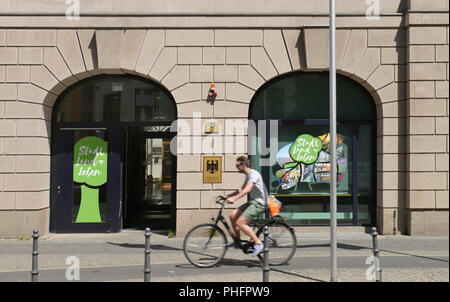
left=211, top=203, right=257, bottom=254
left=185, top=199, right=296, bottom=266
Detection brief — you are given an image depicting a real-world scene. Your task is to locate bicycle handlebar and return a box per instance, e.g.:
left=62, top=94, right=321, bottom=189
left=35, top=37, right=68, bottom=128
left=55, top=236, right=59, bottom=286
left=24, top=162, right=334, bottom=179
left=215, top=195, right=226, bottom=206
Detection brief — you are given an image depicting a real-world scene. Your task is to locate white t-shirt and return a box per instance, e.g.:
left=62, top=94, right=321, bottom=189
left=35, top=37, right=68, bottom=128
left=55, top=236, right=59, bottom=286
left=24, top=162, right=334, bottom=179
left=245, top=169, right=268, bottom=206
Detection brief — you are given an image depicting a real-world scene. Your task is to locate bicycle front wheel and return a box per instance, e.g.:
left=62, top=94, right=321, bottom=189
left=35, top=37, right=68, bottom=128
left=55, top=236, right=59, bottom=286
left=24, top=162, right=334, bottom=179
left=183, top=224, right=227, bottom=268
left=256, top=221, right=297, bottom=266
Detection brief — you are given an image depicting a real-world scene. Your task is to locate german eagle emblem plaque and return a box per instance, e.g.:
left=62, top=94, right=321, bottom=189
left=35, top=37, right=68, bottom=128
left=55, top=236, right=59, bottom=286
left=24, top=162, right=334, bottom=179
left=203, top=156, right=222, bottom=183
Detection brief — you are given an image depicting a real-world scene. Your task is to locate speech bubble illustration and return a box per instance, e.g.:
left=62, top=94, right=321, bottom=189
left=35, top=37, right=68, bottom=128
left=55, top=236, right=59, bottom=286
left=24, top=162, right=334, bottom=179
left=288, top=134, right=323, bottom=165
left=276, top=132, right=346, bottom=191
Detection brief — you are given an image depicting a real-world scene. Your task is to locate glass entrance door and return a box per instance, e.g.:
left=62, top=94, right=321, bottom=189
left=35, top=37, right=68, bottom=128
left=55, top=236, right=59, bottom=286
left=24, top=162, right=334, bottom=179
left=143, top=137, right=172, bottom=216
left=50, top=75, right=178, bottom=233
left=124, top=127, right=175, bottom=230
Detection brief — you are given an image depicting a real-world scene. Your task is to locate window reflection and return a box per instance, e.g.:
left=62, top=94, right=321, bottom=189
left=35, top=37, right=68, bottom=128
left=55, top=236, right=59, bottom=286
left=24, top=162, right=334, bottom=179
left=56, top=76, right=176, bottom=122
left=250, top=72, right=376, bottom=226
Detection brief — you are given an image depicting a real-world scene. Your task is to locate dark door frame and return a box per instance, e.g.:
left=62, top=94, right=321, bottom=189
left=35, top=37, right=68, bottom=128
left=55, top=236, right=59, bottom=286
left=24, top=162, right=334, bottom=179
left=144, top=130, right=177, bottom=231
left=50, top=123, right=122, bottom=233
left=49, top=74, right=179, bottom=233
left=50, top=122, right=177, bottom=233
left=122, top=126, right=177, bottom=231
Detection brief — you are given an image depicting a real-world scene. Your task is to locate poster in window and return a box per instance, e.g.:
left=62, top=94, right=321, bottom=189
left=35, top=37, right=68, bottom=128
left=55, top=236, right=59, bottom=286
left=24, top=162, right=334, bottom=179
left=274, top=132, right=347, bottom=192
left=73, top=136, right=108, bottom=223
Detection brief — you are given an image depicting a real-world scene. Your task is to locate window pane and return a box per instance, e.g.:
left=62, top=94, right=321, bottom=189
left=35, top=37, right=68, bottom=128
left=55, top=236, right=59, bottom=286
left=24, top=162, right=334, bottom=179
left=249, top=72, right=376, bottom=226
left=270, top=124, right=352, bottom=196
left=358, top=125, right=374, bottom=225
left=56, top=76, right=176, bottom=122
left=253, top=123, right=354, bottom=225
left=56, top=84, right=93, bottom=122
left=251, top=72, right=375, bottom=121
left=358, top=125, right=372, bottom=194
left=143, top=138, right=172, bottom=205
left=263, top=196, right=354, bottom=226
left=135, top=88, right=176, bottom=122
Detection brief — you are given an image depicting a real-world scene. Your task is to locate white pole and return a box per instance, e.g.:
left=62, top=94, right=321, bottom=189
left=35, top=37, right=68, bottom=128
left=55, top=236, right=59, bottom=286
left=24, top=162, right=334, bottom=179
left=329, top=0, right=337, bottom=282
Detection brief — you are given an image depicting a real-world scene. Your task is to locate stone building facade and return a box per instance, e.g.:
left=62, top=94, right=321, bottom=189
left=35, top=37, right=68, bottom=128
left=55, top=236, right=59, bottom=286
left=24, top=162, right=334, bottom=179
left=0, top=0, right=448, bottom=237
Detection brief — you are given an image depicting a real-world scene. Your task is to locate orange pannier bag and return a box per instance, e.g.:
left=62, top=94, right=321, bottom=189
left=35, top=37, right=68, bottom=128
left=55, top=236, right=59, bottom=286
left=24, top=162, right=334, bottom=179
left=268, top=195, right=282, bottom=217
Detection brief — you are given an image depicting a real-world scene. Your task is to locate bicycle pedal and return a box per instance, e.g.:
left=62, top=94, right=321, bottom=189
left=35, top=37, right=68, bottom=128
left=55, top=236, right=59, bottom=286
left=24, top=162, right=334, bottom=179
left=242, top=243, right=254, bottom=253
left=243, top=246, right=254, bottom=254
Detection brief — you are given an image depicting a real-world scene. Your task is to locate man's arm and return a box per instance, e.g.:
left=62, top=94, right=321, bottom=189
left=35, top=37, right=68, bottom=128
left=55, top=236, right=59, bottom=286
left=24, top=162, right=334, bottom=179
left=223, top=182, right=247, bottom=198
left=226, top=182, right=254, bottom=204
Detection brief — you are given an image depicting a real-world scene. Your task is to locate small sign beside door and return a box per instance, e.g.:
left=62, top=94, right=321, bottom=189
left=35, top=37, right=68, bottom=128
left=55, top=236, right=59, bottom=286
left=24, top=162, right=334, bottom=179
left=202, top=156, right=222, bottom=183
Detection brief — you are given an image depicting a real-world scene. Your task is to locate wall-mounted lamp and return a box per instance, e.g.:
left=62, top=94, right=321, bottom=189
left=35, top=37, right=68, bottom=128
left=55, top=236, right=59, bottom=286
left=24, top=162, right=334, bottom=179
left=208, top=84, right=217, bottom=97
left=207, top=84, right=217, bottom=103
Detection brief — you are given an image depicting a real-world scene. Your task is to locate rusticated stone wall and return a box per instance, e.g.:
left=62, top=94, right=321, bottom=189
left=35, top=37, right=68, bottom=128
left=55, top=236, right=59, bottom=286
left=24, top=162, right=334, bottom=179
left=0, top=0, right=448, bottom=237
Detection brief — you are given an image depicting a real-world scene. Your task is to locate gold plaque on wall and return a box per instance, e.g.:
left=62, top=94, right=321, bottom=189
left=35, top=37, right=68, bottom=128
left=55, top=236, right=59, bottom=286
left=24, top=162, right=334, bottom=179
left=203, top=156, right=222, bottom=183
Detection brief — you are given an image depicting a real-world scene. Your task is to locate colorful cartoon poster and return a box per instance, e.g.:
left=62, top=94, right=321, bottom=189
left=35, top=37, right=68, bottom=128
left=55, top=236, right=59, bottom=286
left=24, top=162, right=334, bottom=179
left=274, top=132, right=346, bottom=192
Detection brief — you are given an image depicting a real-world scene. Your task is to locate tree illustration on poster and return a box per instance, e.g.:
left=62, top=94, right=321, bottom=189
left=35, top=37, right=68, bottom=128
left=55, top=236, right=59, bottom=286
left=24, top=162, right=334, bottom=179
left=73, top=136, right=108, bottom=223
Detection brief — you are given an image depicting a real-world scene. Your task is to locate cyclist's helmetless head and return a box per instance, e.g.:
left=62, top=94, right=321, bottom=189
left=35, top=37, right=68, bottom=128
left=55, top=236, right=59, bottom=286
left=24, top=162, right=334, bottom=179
left=236, top=156, right=251, bottom=173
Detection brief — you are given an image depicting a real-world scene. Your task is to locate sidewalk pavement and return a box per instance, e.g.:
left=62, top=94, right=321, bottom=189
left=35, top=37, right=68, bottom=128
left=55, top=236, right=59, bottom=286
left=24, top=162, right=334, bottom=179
left=0, top=230, right=448, bottom=282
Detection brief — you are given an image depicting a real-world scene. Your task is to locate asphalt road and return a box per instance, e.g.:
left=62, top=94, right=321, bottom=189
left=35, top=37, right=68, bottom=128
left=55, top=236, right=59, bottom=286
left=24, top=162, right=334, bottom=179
left=0, top=232, right=448, bottom=282
left=1, top=254, right=448, bottom=282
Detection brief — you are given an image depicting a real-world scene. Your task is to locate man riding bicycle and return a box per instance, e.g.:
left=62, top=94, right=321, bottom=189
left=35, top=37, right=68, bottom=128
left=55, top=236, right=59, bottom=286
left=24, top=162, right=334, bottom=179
left=183, top=156, right=296, bottom=267
left=222, top=156, right=268, bottom=257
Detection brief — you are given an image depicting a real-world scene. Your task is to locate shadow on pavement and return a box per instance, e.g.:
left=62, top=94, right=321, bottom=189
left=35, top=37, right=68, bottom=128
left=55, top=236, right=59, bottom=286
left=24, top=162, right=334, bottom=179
left=298, top=243, right=367, bottom=250
left=270, top=268, right=326, bottom=282
left=106, top=242, right=182, bottom=251
left=297, top=243, right=449, bottom=263
left=175, top=258, right=261, bottom=269
left=175, top=259, right=326, bottom=282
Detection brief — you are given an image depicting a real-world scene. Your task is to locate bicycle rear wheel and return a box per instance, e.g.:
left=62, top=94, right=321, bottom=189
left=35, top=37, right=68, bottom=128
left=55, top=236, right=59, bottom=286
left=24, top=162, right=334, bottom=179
left=256, top=220, right=297, bottom=266
left=183, top=223, right=227, bottom=268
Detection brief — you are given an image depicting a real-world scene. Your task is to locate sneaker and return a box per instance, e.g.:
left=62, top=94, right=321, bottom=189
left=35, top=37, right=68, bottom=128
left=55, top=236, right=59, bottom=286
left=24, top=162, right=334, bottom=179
left=252, top=242, right=264, bottom=257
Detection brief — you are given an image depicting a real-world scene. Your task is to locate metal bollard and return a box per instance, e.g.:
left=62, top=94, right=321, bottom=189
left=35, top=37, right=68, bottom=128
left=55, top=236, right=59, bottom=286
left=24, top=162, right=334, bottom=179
left=262, top=225, right=270, bottom=282
left=31, top=229, right=39, bottom=282
left=144, top=227, right=152, bottom=282
left=371, top=227, right=382, bottom=282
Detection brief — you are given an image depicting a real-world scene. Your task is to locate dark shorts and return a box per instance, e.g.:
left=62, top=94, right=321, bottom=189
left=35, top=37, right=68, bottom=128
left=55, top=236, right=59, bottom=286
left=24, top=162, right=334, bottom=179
left=238, top=200, right=266, bottom=222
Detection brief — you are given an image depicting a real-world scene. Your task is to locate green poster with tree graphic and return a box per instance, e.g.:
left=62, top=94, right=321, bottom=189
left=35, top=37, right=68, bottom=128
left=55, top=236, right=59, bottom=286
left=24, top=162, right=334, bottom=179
left=73, top=136, right=108, bottom=223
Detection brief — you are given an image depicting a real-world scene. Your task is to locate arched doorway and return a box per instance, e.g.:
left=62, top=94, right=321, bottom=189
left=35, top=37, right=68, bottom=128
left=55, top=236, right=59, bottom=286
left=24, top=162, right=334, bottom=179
left=50, top=75, right=177, bottom=233
left=249, top=72, right=376, bottom=226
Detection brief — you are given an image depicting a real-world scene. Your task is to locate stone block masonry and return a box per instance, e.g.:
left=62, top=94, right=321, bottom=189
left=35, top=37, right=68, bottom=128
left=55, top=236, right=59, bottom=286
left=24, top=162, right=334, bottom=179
left=0, top=0, right=448, bottom=237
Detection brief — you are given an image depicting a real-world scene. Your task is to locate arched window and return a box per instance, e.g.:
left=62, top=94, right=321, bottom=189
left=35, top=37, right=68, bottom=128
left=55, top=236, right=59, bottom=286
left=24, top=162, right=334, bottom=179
left=249, top=72, right=376, bottom=226
left=50, top=75, right=177, bottom=233
left=55, top=75, right=176, bottom=123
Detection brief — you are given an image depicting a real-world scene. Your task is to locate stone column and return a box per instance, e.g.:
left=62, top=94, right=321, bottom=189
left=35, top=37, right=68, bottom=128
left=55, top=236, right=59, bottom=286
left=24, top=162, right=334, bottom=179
left=406, top=0, right=449, bottom=235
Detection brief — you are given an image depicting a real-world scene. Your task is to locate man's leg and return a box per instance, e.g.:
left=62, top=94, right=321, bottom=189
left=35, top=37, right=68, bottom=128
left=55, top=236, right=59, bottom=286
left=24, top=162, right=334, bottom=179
left=229, top=209, right=241, bottom=241
left=235, top=216, right=261, bottom=245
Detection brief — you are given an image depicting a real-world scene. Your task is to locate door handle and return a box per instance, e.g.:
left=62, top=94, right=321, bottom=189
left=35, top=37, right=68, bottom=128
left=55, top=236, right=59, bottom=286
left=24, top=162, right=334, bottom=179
left=57, top=185, right=61, bottom=195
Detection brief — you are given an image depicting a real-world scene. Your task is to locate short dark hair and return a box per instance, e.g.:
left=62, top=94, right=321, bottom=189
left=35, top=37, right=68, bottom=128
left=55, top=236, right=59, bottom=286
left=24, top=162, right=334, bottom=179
left=236, top=156, right=250, bottom=167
